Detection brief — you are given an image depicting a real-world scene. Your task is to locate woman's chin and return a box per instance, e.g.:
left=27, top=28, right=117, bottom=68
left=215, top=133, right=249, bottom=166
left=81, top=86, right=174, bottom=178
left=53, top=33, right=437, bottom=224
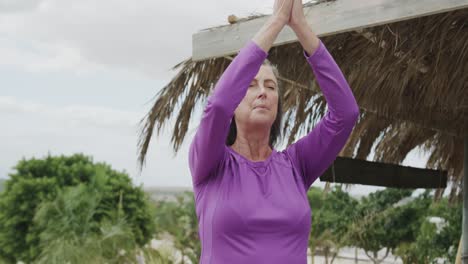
left=249, top=115, right=274, bottom=126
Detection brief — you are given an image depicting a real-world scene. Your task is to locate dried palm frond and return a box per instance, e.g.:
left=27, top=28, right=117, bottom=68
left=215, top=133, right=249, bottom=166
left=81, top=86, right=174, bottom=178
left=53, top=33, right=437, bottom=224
left=138, top=7, right=468, bottom=196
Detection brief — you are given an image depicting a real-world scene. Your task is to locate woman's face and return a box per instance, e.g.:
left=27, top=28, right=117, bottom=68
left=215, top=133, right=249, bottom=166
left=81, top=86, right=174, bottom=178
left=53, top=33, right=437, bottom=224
left=234, top=65, right=279, bottom=131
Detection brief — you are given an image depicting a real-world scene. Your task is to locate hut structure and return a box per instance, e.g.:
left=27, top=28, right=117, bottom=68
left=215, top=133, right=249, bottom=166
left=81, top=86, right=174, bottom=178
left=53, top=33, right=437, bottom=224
left=138, top=0, right=468, bottom=261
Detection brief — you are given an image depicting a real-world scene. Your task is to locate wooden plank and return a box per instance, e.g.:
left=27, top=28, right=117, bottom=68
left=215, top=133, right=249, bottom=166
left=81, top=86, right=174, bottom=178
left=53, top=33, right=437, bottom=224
left=192, top=0, right=468, bottom=61
left=319, top=157, right=448, bottom=188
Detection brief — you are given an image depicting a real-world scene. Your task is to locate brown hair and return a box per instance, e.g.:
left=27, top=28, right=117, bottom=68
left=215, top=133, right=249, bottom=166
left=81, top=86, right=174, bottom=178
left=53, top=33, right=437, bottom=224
left=226, top=59, right=283, bottom=148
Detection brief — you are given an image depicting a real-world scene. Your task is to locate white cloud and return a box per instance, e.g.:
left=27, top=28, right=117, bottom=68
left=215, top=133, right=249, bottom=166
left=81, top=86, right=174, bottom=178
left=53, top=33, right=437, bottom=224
left=0, top=95, right=194, bottom=187
left=0, top=0, right=274, bottom=187
left=0, top=96, right=139, bottom=130
left=0, top=0, right=271, bottom=79
left=0, top=38, right=103, bottom=74
left=0, top=0, right=426, bottom=195
left=0, top=0, right=43, bottom=13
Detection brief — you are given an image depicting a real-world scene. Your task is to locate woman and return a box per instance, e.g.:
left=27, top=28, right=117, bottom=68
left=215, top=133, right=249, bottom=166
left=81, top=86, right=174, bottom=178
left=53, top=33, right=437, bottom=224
left=188, top=0, right=360, bottom=263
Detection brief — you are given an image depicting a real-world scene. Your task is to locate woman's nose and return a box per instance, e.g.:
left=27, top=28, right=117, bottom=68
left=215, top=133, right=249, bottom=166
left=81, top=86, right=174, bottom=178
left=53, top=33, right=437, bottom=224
left=257, top=86, right=267, bottom=98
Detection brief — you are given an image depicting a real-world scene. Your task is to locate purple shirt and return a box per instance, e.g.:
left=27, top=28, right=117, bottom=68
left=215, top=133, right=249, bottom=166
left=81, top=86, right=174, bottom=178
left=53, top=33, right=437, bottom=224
left=189, top=39, right=359, bottom=264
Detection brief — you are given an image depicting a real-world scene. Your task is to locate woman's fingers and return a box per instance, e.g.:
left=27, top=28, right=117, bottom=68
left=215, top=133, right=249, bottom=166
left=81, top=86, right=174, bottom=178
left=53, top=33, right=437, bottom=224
left=273, top=0, right=294, bottom=24
left=289, top=0, right=307, bottom=27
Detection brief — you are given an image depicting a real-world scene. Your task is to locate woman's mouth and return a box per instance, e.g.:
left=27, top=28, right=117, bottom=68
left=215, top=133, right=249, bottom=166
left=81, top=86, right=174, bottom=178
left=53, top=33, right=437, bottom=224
left=254, top=105, right=269, bottom=110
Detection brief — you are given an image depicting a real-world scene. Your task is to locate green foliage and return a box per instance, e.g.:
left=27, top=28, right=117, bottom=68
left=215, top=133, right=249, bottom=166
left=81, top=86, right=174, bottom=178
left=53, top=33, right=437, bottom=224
left=344, top=188, right=461, bottom=264
left=35, top=180, right=135, bottom=264
left=307, top=186, right=324, bottom=211
left=394, top=197, right=462, bottom=263
left=1, top=156, right=459, bottom=264
left=348, top=188, right=415, bottom=258
left=0, top=178, right=5, bottom=192
left=33, top=174, right=169, bottom=264
left=148, top=185, right=461, bottom=264
left=0, top=153, right=156, bottom=263
left=147, top=185, right=461, bottom=264
left=154, top=191, right=200, bottom=263
left=316, top=186, right=359, bottom=240
left=359, top=188, right=414, bottom=213
left=307, top=188, right=453, bottom=264
left=428, top=198, right=462, bottom=260
left=308, top=186, right=359, bottom=261
left=0, top=176, right=58, bottom=261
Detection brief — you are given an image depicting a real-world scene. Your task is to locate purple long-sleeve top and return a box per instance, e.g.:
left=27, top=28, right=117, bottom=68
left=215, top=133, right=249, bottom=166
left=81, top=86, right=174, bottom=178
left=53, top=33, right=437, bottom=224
left=188, top=38, right=359, bottom=264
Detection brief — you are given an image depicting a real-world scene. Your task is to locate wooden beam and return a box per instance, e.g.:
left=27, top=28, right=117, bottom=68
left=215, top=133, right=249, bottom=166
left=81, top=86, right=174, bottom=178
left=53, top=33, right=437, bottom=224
left=319, top=157, right=448, bottom=188
left=192, top=0, right=468, bottom=61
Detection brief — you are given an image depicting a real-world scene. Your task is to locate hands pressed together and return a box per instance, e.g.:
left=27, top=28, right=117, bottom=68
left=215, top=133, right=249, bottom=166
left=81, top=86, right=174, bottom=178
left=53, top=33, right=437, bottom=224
left=252, top=0, right=319, bottom=57
left=273, top=0, right=307, bottom=30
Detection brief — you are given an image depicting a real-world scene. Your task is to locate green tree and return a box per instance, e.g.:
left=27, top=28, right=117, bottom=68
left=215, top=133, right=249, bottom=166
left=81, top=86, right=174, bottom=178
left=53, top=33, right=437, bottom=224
left=33, top=173, right=170, bottom=264
left=0, top=153, right=156, bottom=263
left=394, top=194, right=462, bottom=263
left=428, top=198, right=462, bottom=261
left=347, top=188, right=414, bottom=264
left=308, top=186, right=358, bottom=263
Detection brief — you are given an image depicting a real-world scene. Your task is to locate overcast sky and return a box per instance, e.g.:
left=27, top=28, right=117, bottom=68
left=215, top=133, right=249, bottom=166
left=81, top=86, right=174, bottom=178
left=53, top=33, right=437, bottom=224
left=0, top=0, right=431, bottom=195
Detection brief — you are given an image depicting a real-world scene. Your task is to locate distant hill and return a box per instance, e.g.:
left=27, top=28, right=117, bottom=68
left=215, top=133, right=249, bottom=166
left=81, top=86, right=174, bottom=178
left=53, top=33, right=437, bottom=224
left=145, top=186, right=193, bottom=202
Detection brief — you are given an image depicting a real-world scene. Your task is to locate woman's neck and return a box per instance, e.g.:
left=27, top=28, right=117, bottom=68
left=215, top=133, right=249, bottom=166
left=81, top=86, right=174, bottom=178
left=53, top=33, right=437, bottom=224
left=231, top=135, right=272, bottom=161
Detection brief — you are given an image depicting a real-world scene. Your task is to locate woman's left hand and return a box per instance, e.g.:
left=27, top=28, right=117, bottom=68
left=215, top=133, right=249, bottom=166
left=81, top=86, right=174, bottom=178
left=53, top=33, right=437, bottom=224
left=288, top=0, right=307, bottom=29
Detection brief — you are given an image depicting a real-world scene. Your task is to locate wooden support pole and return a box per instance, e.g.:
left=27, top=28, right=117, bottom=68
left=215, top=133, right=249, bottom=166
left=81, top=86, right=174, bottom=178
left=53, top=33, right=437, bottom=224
left=463, top=135, right=468, bottom=263
left=457, top=235, right=462, bottom=264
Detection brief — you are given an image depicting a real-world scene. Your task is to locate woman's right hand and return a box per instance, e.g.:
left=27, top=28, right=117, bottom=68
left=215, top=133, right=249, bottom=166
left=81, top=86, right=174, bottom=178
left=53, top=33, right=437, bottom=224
left=273, top=0, right=294, bottom=25
left=252, top=0, right=293, bottom=52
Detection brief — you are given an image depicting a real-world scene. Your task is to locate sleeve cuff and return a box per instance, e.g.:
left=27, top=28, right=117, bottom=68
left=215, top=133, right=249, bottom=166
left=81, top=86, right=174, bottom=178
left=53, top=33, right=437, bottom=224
left=303, top=39, right=325, bottom=60
left=245, top=40, right=269, bottom=60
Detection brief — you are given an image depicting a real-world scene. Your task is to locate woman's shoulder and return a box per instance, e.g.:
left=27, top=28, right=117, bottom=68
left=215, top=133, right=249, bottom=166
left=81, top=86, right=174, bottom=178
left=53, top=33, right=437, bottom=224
left=275, top=148, right=295, bottom=168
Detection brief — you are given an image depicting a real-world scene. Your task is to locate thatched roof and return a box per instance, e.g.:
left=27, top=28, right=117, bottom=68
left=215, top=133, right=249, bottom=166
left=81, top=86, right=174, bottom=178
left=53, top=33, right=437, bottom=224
left=138, top=3, right=468, bottom=202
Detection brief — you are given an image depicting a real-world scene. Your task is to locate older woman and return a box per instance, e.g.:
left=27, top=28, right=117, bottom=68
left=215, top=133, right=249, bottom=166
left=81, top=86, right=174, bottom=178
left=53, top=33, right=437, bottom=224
left=188, top=0, right=360, bottom=263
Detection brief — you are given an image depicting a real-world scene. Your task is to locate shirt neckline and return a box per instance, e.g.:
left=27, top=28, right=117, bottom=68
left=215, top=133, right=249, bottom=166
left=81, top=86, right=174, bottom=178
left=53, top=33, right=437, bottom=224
left=226, top=146, right=276, bottom=167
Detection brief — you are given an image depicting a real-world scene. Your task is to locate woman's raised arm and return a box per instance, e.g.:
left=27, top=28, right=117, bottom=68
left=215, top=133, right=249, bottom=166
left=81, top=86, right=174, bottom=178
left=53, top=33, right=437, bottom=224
left=285, top=0, right=360, bottom=190
left=252, top=0, right=294, bottom=51
left=189, top=1, right=294, bottom=187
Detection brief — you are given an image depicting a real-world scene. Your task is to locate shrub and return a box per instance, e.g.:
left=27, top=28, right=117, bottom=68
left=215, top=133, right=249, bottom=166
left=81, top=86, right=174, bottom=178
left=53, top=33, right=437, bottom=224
left=0, top=153, right=156, bottom=263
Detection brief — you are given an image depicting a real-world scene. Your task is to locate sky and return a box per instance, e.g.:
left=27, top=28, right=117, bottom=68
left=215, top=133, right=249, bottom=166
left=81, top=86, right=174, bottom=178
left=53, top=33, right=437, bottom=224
left=0, top=0, right=432, bottom=195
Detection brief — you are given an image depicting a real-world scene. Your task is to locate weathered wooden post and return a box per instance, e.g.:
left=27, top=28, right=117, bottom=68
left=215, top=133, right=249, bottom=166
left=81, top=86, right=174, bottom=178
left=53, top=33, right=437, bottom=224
left=463, top=136, right=468, bottom=264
